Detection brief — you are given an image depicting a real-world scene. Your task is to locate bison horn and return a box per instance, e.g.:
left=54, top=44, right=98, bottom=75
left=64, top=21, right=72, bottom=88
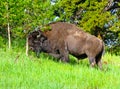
left=34, top=26, right=41, bottom=38
left=37, top=34, right=41, bottom=38
left=37, top=29, right=43, bottom=38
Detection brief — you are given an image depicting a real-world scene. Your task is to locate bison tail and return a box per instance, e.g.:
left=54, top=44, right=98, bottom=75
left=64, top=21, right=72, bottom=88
left=101, top=42, right=105, bottom=56
left=95, top=42, right=105, bottom=64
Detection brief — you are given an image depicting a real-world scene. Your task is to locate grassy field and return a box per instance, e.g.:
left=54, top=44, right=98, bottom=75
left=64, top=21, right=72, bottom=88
left=0, top=48, right=120, bottom=89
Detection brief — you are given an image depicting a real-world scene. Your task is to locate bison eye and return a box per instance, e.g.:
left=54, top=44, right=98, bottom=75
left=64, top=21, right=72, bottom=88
left=29, top=47, right=34, bottom=50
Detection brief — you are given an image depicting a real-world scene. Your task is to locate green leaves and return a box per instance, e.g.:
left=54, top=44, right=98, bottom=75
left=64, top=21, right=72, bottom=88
left=0, top=0, right=57, bottom=37
left=0, top=0, right=120, bottom=54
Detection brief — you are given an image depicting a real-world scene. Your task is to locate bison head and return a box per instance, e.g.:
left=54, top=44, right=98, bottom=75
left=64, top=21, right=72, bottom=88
left=28, top=29, right=47, bottom=57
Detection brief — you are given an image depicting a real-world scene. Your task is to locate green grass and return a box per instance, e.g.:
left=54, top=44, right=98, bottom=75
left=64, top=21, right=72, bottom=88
left=0, top=49, right=120, bottom=89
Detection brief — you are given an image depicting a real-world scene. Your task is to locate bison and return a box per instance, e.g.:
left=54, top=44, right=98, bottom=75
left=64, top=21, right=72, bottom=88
left=28, top=22, right=104, bottom=69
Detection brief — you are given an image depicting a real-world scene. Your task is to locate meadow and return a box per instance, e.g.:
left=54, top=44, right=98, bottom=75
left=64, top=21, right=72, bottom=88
left=0, top=48, right=120, bottom=89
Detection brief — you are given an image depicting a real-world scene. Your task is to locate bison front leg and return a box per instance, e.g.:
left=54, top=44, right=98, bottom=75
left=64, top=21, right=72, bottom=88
left=60, top=55, right=69, bottom=62
left=35, top=49, right=40, bottom=58
left=60, top=50, right=69, bottom=62
left=48, top=53, right=61, bottom=59
left=35, top=46, right=42, bottom=58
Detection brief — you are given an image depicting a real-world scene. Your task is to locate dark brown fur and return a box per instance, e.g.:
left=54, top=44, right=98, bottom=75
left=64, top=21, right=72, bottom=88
left=28, top=22, right=104, bottom=69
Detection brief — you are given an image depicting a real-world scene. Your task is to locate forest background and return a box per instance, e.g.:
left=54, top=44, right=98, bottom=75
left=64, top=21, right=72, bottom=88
left=0, top=0, right=120, bottom=55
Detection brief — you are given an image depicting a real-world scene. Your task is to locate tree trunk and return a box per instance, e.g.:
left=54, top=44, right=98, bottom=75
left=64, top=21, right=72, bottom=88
left=8, top=22, right=11, bottom=49
left=7, top=1, right=11, bottom=49
left=26, top=36, right=28, bottom=56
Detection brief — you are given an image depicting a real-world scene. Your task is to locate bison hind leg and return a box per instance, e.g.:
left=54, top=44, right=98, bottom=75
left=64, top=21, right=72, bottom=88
left=95, top=54, right=102, bottom=70
left=97, top=60, right=102, bottom=70
left=88, top=57, right=96, bottom=68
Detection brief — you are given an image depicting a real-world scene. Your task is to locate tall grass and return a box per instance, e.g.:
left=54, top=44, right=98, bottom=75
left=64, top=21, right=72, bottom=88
left=0, top=49, right=120, bottom=89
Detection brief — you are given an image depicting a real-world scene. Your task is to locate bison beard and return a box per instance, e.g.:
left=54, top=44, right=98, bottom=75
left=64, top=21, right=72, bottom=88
left=28, top=22, right=104, bottom=70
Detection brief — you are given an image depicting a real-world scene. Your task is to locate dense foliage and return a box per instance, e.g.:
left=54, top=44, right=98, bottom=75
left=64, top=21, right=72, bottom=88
left=0, top=0, right=120, bottom=54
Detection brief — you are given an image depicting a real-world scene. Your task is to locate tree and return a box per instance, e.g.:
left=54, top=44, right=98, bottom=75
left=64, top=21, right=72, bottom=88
left=0, top=0, right=56, bottom=50
left=0, top=0, right=6, bottom=48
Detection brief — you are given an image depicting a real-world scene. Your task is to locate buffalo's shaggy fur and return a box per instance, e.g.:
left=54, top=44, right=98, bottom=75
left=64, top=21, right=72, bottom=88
left=28, top=22, right=104, bottom=69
